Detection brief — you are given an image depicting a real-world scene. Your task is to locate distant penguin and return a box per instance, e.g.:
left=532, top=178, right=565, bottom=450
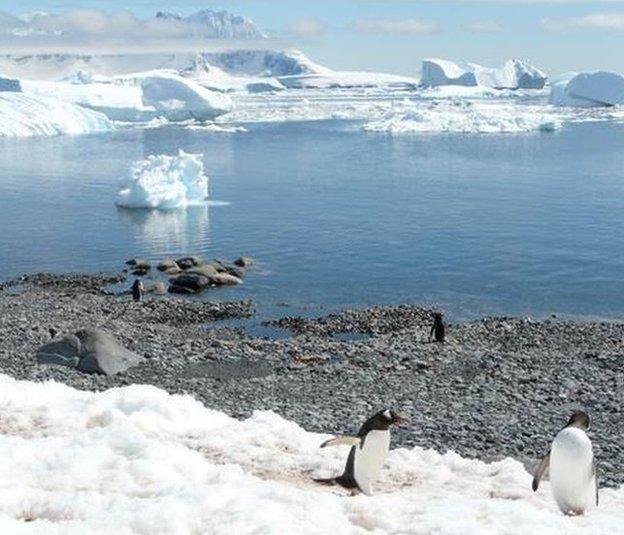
left=131, top=279, right=143, bottom=302
left=314, top=409, right=409, bottom=495
left=48, top=327, right=58, bottom=339
left=532, top=411, right=598, bottom=515
left=429, top=312, right=445, bottom=343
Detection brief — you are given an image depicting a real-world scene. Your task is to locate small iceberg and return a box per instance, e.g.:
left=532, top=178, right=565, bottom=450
left=550, top=71, right=624, bottom=107
left=116, top=151, right=208, bottom=209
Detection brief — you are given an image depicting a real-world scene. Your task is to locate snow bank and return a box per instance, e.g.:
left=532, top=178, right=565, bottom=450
left=421, top=59, right=547, bottom=90
left=279, top=71, right=419, bottom=89
left=550, top=71, right=624, bottom=107
left=363, top=101, right=561, bottom=134
left=0, top=374, right=623, bottom=534
left=0, top=93, right=112, bottom=137
left=116, top=151, right=208, bottom=209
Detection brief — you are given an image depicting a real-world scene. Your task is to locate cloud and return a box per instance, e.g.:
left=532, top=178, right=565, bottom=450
left=349, top=19, right=439, bottom=35
left=0, top=9, right=280, bottom=54
left=285, top=18, right=328, bottom=38
left=542, top=12, right=624, bottom=30
left=463, top=20, right=502, bottom=33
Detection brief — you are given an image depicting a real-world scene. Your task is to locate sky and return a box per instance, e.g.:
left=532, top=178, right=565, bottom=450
left=1, top=0, right=624, bottom=75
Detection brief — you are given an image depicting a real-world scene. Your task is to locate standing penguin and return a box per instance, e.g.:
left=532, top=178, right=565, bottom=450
left=131, top=279, right=144, bottom=302
left=532, top=411, right=598, bottom=515
left=429, top=312, right=445, bottom=343
left=314, top=409, right=409, bottom=495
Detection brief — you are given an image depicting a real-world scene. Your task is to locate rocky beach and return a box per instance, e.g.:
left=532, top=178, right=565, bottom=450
left=1, top=272, right=622, bottom=488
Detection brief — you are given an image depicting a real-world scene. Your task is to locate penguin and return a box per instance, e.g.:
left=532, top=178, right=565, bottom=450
left=314, top=409, right=409, bottom=495
left=429, top=312, right=445, bottom=343
left=532, top=411, right=598, bottom=516
left=48, top=327, right=58, bottom=339
left=131, top=279, right=143, bottom=302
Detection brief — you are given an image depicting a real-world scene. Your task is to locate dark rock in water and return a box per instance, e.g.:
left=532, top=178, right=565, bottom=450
left=222, top=264, right=246, bottom=278
left=170, top=273, right=210, bottom=291
left=145, top=282, right=167, bottom=295
left=126, top=259, right=150, bottom=270
left=36, top=328, right=142, bottom=375
left=168, top=285, right=197, bottom=295
left=157, top=259, right=180, bottom=272
left=132, top=267, right=150, bottom=276
left=234, top=256, right=254, bottom=268
left=176, top=256, right=202, bottom=270
left=186, top=264, right=218, bottom=277
left=208, top=273, right=242, bottom=286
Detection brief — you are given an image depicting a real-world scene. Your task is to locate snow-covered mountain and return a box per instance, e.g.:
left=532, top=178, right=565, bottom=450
left=155, top=9, right=266, bottom=39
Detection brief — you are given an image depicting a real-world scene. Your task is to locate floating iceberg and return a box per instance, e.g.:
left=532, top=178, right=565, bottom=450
left=278, top=71, right=419, bottom=89
left=550, top=71, right=624, bottom=107
left=0, top=92, right=113, bottom=137
left=421, top=59, right=547, bottom=90
left=0, top=374, right=624, bottom=533
left=116, top=151, right=208, bottom=209
left=363, top=101, right=561, bottom=134
left=23, top=71, right=232, bottom=122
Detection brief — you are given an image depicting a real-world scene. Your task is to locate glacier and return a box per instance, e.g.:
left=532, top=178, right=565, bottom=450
left=0, top=92, right=112, bottom=137
left=0, top=374, right=623, bottom=534
left=421, top=59, right=547, bottom=90
left=116, top=151, right=209, bottom=209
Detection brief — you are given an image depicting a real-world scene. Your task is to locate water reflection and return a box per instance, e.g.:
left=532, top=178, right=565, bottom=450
left=117, top=204, right=211, bottom=254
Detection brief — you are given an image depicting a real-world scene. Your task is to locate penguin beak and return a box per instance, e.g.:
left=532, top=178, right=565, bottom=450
left=392, top=413, right=410, bottom=427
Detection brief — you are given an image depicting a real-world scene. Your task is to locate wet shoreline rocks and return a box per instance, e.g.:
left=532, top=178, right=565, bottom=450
left=1, top=272, right=624, bottom=488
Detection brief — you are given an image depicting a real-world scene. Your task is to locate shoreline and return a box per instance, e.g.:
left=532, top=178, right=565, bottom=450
left=1, top=272, right=623, bottom=487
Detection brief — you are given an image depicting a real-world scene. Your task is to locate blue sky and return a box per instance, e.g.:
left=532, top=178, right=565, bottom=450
left=1, top=0, right=624, bottom=74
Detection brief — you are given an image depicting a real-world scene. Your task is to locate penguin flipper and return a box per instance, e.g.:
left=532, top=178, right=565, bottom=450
left=532, top=452, right=550, bottom=491
left=320, top=436, right=361, bottom=448
left=593, top=461, right=599, bottom=506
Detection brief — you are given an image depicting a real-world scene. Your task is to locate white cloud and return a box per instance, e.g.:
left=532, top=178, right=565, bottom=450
left=463, top=20, right=502, bottom=32
left=543, top=12, right=624, bottom=30
left=285, top=18, right=328, bottom=38
left=0, top=9, right=279, bottom=54
left=349, top=19, right=439, bottom=35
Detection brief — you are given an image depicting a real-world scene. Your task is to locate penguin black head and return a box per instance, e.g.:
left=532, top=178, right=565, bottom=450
left=366, top=409, right=410, bottom=431
left=566, top=410, right=590, bottom=431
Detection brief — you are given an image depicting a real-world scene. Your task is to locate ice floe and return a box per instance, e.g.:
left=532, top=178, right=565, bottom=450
left=421, top=59, right=547, bottom=90
left=0, top=92, right=113, bottom=137
left=116, top=150, right=208, bottom=209
left=0, top=374, right=623, bottom=534
left=278, top=71, right=419, bottom=90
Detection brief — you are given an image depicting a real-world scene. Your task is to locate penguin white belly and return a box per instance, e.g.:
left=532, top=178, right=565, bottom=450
left=549, top=427, right=596, bottom=515
left=353, top=430, right=390, bottom=495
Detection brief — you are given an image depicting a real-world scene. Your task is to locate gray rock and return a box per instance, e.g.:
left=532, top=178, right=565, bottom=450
left=186, top=264, right=218, bottom=277
left=234, top=256, right=254, bottom=268
left=157, top=259, right=179, bottom=272
left=208, top=273, right=243, bottom=286
left=126, top=259, right=150, bottom=270
left=176, top=256, right=202, bottom=270
left=36, top=328, right=142, bottom=375
left=146, top=282, right=167, bottom=295
left=222, top=264, right=246, bottom=278
left=169, top=273, right=210, bottom=291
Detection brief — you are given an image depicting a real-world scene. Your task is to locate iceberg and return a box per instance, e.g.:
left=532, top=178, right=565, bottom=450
left=550, top=71, right=624, bottom=107
left=421, top=59, right=547, bottom=90
left=0, top=92, right=112, bottom=137
left=1, top=374, right=624, bottom=533
left=23, top=71, right=232, bottom=122
left=278, top=71, right=419, bottom=89
left=0, top=75, right=20, bottom=91
left=116, top=150, right=209, bottom=209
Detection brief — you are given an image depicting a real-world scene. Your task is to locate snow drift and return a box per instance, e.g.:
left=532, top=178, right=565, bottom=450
left=0, top=374, right=623, bottom=534
left=116, top=151, right=208, bottom=209
left=550, top=71, right=624, bottom=107
left=421, top=59, right=547, bottom=90
left=0, top=92, right=112, bottom=137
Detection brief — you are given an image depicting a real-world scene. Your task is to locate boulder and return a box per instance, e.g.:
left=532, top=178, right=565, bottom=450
left=186, top=264, right=218, bottom=277
left=145, top=281, right=167, bottom=294
left=36, top=328, right=142, bottom=375
left=208, top=273, right=242, bottom=286
left=176, top=256, right=203, bottom=269
left=168, top=284, right=197, bottom=294
left=157, top=258, right=180, bottom=272
left=126, top=258, right=150, bottom=269
left=234, top=256, right=254, bottom=268
left=222, top=264, right=246, bottom=278
left=169, top=273, right=210, bottom=291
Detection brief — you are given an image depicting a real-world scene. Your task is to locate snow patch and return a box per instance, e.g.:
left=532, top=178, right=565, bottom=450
left=116, top=150, right=208, bottom=209
left=0, top=92, right=112, bottom=137
left=0, top=375, right=624, bottom=533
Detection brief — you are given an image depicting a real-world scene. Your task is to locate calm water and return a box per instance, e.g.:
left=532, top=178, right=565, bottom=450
left=1, top=120, right=624, bottom=321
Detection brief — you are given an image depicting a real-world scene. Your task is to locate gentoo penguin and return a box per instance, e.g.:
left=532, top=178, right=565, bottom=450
left=532, top=411, right=598, bottom=515
left=429, top=312, right=445, bottom=343
left=131, top=279, right=143, bottom=302
left=315, top=409, right=409, bottom=495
